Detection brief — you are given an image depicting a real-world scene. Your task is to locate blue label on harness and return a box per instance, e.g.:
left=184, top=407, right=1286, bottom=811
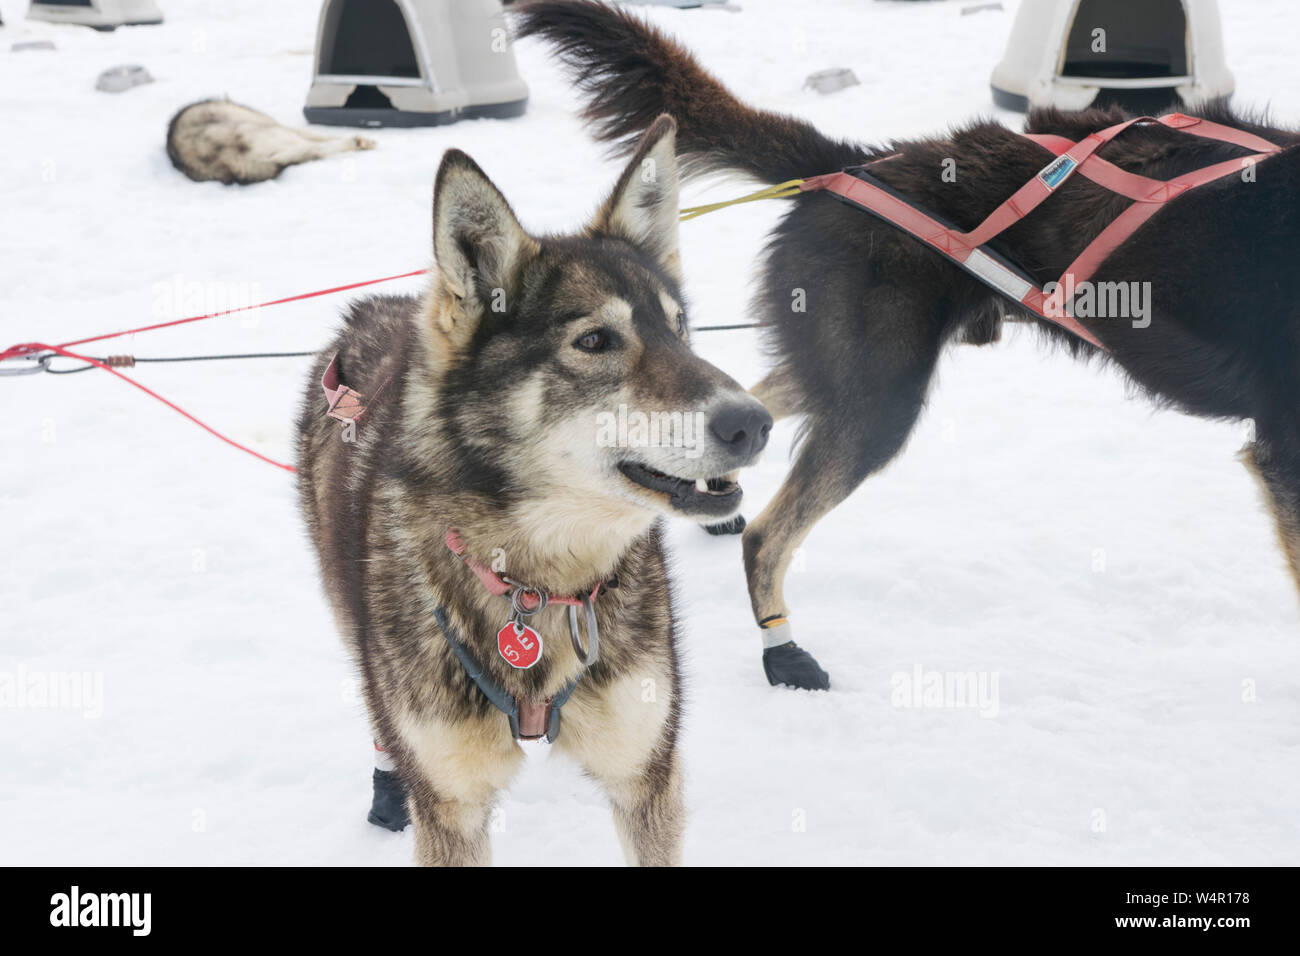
left=1037, top=154, right=1077, bottom=190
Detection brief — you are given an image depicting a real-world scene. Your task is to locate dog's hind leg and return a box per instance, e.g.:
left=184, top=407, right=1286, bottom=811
left=256, top=126, right=375, bottom=166
left=1242, top=430, right=1300, bottom=598
left=366, top=739, right=410, bottom=831
left=294, top=125, right=368, bottom=144
left=743, top=294, right=945, bottom=690
left=219, top=125, right=374, bottom=183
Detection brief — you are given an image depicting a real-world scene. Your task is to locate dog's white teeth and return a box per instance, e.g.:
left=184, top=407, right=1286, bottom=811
left=695, top=478, right=709, bottom=494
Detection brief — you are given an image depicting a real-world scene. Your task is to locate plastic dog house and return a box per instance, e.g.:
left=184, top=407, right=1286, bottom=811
left=304, top=0, right=528, bottom=128
left=991, top=0, right=1234, bottom=113
left=28, top=0, right=164, bottom=30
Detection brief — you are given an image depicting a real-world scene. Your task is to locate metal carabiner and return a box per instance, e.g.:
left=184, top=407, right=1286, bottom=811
left=0, top=352, right=52, bottom=376
left=567, top=594, right=599, bottom=667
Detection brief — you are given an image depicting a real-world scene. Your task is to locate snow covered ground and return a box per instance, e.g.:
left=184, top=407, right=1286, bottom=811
left=2, top=0, right=1298, bottom=866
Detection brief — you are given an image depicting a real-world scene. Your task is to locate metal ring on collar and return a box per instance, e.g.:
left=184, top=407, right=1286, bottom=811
left=509, top=585, right=547, bottom=617
left=568, top=594, right=599, bottom=667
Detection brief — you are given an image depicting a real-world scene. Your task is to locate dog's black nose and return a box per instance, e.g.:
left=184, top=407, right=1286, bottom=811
left=709, top=402, right=773, bottom=460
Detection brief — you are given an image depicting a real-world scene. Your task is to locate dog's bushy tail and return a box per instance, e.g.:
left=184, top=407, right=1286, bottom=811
left=514, top=0, right=864, bottom=184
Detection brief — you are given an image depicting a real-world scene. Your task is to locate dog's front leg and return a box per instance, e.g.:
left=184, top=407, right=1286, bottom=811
left=742, top=287, right=947, bottom=690
left=407, top=787, right=494, bottom=867
left=605, top=753, right=684, bottom=868
left=396, top=712, right=523, bottom=867
left=556, top=670, right=685, bottom=866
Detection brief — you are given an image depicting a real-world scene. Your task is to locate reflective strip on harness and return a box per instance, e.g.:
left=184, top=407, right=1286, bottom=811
left=800, top=113, right=1284, bottom=352
left=963, top=249, right=1032, bottom=302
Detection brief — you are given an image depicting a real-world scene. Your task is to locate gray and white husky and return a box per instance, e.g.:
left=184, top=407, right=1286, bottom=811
left=166, top=99, right=374, bottom=184
left=295, top=116, right=772, bottom=865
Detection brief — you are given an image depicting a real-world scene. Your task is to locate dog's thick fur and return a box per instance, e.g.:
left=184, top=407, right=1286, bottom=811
left=518, top=1, right=1300, bottom=668
left=296, top=116, right=771, bottom=865
left=167, top=99, right=374, bottom=184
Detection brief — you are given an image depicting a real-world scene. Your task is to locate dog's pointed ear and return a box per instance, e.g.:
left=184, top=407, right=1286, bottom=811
left=430, top=149, right=538, bottom=344
left=589, top=115, right=681, bottom=280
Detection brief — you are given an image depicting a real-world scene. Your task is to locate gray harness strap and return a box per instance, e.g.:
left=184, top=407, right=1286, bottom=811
left=432, top=606, right=581, bottom=744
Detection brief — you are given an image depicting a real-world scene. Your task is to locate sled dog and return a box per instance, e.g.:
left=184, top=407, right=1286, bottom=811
left=296, top=116, right=772, bottom=865
left=519, top=0, right=1300, bottom=689
left=166, top=99, right=374, bottom=185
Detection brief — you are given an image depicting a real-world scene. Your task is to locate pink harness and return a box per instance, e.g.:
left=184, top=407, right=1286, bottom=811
left=799, top=113, right=1284, bottom=350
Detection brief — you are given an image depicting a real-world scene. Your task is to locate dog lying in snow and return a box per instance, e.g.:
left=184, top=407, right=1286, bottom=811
left=166, top=99, right=374, bottom=185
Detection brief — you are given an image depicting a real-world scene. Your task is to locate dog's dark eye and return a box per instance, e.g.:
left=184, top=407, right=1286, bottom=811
left=575, top=329, right=612, bottom=352
left=675, top=309, right=688, bottom=337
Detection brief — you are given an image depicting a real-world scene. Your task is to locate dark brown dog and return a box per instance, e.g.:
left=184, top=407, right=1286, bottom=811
left=520, top=0, right=1300, bottom=690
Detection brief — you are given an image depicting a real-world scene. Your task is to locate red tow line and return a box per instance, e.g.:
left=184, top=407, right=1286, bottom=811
left=0, top=269, right=428, bottom=473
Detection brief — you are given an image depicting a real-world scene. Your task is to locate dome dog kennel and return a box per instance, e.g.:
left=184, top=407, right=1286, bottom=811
left=303, top=0, right=527, bottom=128
left=28, top=0, right=163, bottom=30
left=991, top=0, right=1234, bottom=113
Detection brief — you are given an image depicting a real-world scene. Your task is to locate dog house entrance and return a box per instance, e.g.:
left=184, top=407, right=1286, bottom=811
left=317, top=0, right=418, bottom=107
left=990, top=0, right=1231, bottom=113
left=315, top=0, right=426, bottom=116
left=319, top=0, right=421, bottom=81
left=1061, top=0, right=1189, bottom=80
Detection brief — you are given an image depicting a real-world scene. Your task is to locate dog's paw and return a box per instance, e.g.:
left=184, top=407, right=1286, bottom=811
left=352, top=135, right=377, bottom=151
left=762, top=641, right=830, bottom=691
left=367, top=768, right=410, bottom=831
left=704, top=514, right=746, bottom=536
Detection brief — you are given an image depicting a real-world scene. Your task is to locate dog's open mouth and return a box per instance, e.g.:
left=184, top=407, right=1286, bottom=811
left=618, top=461, right=741, bottom=518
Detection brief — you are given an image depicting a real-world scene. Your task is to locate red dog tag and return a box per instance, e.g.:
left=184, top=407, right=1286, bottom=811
left=498, top=621, right=542, bottom=669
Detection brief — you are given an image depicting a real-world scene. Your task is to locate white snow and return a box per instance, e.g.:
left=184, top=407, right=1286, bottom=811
left=2, top=0, right=1298, bottom=866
